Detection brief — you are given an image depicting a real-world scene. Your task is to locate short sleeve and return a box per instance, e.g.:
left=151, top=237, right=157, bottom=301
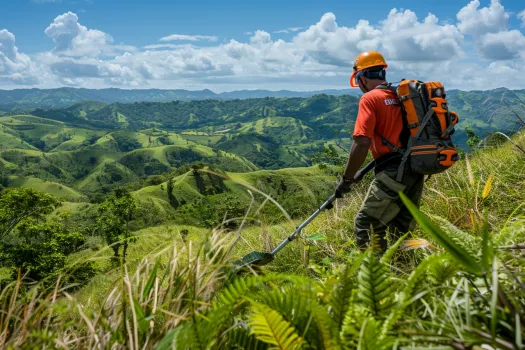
left=353, top=94, right=376, bottom=140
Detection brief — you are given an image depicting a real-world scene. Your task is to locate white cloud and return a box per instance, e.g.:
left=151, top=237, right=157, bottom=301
left=477, top=30, right=525, bottom=60
left=0, top=29, right=40, bottom=85
left=293, top=11, right=463, bottom=67
left=3, top=3, right=525, bottom=91
left=143, top=44, right=196, bottom=50
left=44, top=12, right=135, bottom=57
left=456, top=0, right=525, bottom=61
left=457, top=0, right=509, bottom=37
left=159, top=34, right=218, bottom=42
left=518, top=10, right=525, bottom=27
left=273, top=26, right=303, bottom=34
left=379, top=9, right=464, bottom=62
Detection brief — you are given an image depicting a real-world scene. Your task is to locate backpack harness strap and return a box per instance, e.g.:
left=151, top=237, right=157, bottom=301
left=374, top=82, right=410, bottom=182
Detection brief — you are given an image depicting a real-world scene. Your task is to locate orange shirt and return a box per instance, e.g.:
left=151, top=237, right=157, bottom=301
left=353, top=88, right=404, bottom=159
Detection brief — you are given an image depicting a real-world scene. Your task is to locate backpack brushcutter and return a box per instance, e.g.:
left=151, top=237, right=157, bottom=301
left=232, top=159, right=379, bottom=268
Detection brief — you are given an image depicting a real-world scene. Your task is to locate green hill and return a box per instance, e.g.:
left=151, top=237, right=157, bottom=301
left=134, top=165, right=337, bottom=227
left=28, top=89, right=525, bottom=151
left=0, top=116, right=258, bottom=199
left=7, top=176, right=86, bottom=202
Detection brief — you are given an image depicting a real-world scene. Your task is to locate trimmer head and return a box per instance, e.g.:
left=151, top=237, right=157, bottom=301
left=232, top=251, right=274, bottom=267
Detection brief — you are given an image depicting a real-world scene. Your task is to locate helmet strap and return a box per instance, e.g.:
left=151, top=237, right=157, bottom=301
left=358, top=76, right=370, bottom=93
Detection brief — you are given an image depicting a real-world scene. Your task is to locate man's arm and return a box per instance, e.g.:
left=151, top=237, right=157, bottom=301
left=342, top=136, right=370, bottom=181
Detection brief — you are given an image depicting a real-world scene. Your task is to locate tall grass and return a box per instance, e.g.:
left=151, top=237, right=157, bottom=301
left=0, top=132, right=524, bottom=349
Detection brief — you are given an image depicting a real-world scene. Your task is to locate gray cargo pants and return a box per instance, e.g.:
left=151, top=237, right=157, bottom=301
left=354, top=162, right=424, bottom=252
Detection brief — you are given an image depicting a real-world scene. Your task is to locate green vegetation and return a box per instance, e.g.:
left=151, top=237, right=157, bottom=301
left=0, top=128, right=523, bottom=349
left=0, top=89, right=524, bottom=348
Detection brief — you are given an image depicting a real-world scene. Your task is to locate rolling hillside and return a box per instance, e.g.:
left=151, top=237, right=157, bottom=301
left=27, top=89, right=525, bottom=151
left=0, top=115, right=258, bottom=199
left=133, top=164, right=337, bottom=227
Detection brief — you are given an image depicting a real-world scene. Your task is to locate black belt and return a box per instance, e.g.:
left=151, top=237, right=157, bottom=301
left=373, top=152, right=403, bottom=174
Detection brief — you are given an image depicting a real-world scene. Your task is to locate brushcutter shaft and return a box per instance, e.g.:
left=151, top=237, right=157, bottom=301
left=271, top=194, right=336, bottom=255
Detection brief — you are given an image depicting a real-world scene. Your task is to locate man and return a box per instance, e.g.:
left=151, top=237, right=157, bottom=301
left=336, top=51, right=424, bottom=252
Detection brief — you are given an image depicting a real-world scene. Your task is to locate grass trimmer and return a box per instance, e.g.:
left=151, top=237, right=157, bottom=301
left=232, top=159, right=378, bottom=268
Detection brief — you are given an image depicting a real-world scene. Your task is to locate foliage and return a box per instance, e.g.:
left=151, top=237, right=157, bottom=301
left=0, top=188, right=93, bottom=286
left=96, top=188, right=138, bottom=260
left=0, top=187, right=61, bottom=238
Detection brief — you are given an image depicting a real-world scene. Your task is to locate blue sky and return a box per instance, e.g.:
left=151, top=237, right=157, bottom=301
left=1, top=0, right=525, bottom=91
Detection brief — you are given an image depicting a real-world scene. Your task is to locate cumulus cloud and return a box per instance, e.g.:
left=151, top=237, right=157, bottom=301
left=4, top=3, right=525, bottom=90
left=0, top=29, right=40, bottom=85
left=477, top=30, right=525, bottom=60
left=518, top=10, right=525, bottom=27
left=456, top=0, right=525, bottom=60
left=293, top=10, right=463, bottom=67
left=159, top=34, right=218, bottom=42
left=457, top=0, right=509, bottom=37
left=45, top=12, right=135, bottom=57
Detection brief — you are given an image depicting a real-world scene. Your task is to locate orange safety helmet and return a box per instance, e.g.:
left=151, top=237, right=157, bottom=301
left=350, top=51, right=388, bottom=87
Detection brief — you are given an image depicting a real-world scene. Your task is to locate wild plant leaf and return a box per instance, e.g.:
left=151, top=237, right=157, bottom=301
left=306, top=233, right=326, bottom=241
left=225, top=328, right=267, bottom=350
left=380, top=254, right=442, bottom=339
left=329, top=253, right=366, bottom=331
left=481, top=211, right=493, bottom=274
left=357, top=316, right=394, bottom=350
left=143, top=261, right=160, bottom=300
left=399, top=192, right=483, bottom=276
left=381, top=232, right=409, bottom=265
left=491, top=257, right=499, bottom=339
left=248, top=302, right=304, bottom=350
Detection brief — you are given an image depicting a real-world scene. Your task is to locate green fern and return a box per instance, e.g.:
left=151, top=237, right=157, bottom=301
left=248, top=302, right=305, bottom=350
left=339, top=293, right=370, bottom=349
left=357, top=249, right=394, bottom=318
left=381, top=233, right=409, bottom=265
left=223, top=328, right=268, bottom=350
left=379, top=254, right=443, bottom=340
left=329, top=253, right=365, bottom=329
left=427, top=255, right=458, bottom=289
left=216, top=274, right=309, bottom=308
left=257, top=285, right=342, bottom=349
left=357, top=316, right=395, bottom=350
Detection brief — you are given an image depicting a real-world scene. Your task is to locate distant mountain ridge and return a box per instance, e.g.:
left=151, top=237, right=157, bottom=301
left=0, top=87, right=363, bottom=112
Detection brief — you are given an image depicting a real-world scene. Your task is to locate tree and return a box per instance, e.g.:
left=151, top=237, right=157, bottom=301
left=166, top=178, right=179, bottom=209
left=8, top=215, right=89, bottom=283
left=0, top=188, right=61, bottom=239
left=96, top=189, right=138, bottom=262
left=0, top=189, right=93, bottom=285
left=465, top=126, right=480, bottom=147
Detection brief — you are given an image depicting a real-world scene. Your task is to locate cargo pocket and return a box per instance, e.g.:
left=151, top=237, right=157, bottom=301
left=361, top=172, right=407, bottom=224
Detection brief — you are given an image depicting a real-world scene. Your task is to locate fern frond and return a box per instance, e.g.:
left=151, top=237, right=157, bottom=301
left=357, top=249, right=394, bottom=318
left=329, top=253, right=365, bottom=329
left=248, top=302, right=304, bottom=350
left=381, top=233, right=409, bottom=265
left=224, top=327, right=268, bottom=350
left=339, top=297, right=370, bottom=349
left=216, top=274, right=310, bottom=309
left=357, top=316, right=394, bottom=350
left=379, top=254, right=443, bottom=340
left=254, top=287, right=340, bottom=349
left=428, top=215, right=478, bottom=256
left=427, top=255, right=459, bottom=289
left=311, top=304, right=342, bottom=350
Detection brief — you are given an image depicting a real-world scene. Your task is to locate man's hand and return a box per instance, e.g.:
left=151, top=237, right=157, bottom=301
left=335, top=176, right=354, bottom=198
left=335, top=136, right=370, bottom=198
